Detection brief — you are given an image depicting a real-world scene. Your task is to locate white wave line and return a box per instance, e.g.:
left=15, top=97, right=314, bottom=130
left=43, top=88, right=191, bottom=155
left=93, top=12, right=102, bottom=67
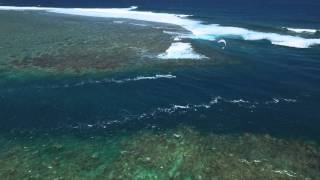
left=284, top=27, right=318, bottom=34
left=0, top=6, right=319, bottom=48
left=138, top=96, right=298, bottom=119
left=62, top=96, right=299, bottom=130
left=265, top=98, right=297, bottom=105
left=272, top=170, right=297, bottom=177
left=36, top=74, right=176, bottom=89
left=86, top=74, right=176, bottom=84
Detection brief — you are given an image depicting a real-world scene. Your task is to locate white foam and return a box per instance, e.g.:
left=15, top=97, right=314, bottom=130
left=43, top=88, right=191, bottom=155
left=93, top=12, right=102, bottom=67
left=158, top=42, right=207, bottom=59
left=285, top=27, right=317, bottom=34
left=174, top=37, right=182, bottom=41
left=265, top=97, right=298, bottom=105
left=128, top=6, right=138, bottom=10
left=83, top=74, right=176, bottom=84
left=126, top=74, right=176, bottom=81
left=272, top=170, right=297, bottom=177
left=229, top=99, right=249, bottom=103
left=218, top=39, right=227, bottom=49
left=137, top=96, right=298, bottom=119
left=1, top=6, right=320, bottom=48
left=129, top=22, right=148, bottom=27
left=35, top=74, right=176, bottom=89
left=190, top=24, right=320, bottom=48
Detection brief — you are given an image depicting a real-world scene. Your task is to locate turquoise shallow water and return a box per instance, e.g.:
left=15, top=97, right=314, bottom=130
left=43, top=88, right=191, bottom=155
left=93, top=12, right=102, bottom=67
left=0, top=1, right=320, bottom=179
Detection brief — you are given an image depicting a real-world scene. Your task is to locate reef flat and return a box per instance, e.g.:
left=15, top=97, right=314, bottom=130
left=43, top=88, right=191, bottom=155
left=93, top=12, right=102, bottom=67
left=0, top=11, right=226, bottom=83
left=0, top=126, right=319, bottom=179
left=0, top=11, right=164, bottom=77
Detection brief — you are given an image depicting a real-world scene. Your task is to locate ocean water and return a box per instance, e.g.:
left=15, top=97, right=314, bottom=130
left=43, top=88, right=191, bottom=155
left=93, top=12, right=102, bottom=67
left=0, top=0, right=320, bottom=179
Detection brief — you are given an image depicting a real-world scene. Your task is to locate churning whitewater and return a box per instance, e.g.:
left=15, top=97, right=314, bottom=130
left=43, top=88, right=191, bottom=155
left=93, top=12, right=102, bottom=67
left=0, top=6, right=320, bottom=48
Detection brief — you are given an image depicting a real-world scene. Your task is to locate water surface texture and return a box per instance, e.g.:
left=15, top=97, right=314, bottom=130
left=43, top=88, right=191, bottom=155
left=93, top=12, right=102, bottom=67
left=0, top=0, right=320, bottom=179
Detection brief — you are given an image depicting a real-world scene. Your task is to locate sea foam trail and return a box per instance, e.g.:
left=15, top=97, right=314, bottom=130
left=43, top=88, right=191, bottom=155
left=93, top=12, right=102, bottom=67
left=36, top=74, right=176, bottom=89
left=1, top=6, right=320, bottom=48
left=137, top=96, right=298, bottom=119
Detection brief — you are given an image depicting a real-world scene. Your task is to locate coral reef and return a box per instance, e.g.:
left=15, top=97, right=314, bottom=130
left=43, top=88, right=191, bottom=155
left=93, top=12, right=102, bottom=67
left=0, top=126, right=319, bottom=179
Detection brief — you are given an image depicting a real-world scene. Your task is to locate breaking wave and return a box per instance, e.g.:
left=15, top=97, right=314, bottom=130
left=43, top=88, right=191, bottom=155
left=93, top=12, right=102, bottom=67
left=284, top=27, right=318, bottom=34
left=157, top=42, right=207, bottom=59
left=1, top=6, right=320, bottom=48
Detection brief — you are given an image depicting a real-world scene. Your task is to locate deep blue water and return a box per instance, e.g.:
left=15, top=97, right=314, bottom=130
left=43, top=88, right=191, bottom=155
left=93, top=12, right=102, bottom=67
left=0, top=0, right=319, bottom=139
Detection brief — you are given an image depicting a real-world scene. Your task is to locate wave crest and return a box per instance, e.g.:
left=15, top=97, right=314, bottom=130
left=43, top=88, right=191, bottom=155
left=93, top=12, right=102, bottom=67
left=1, top=6, right=320, bottom=48
left=284, top=27, right=318, bottom=34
